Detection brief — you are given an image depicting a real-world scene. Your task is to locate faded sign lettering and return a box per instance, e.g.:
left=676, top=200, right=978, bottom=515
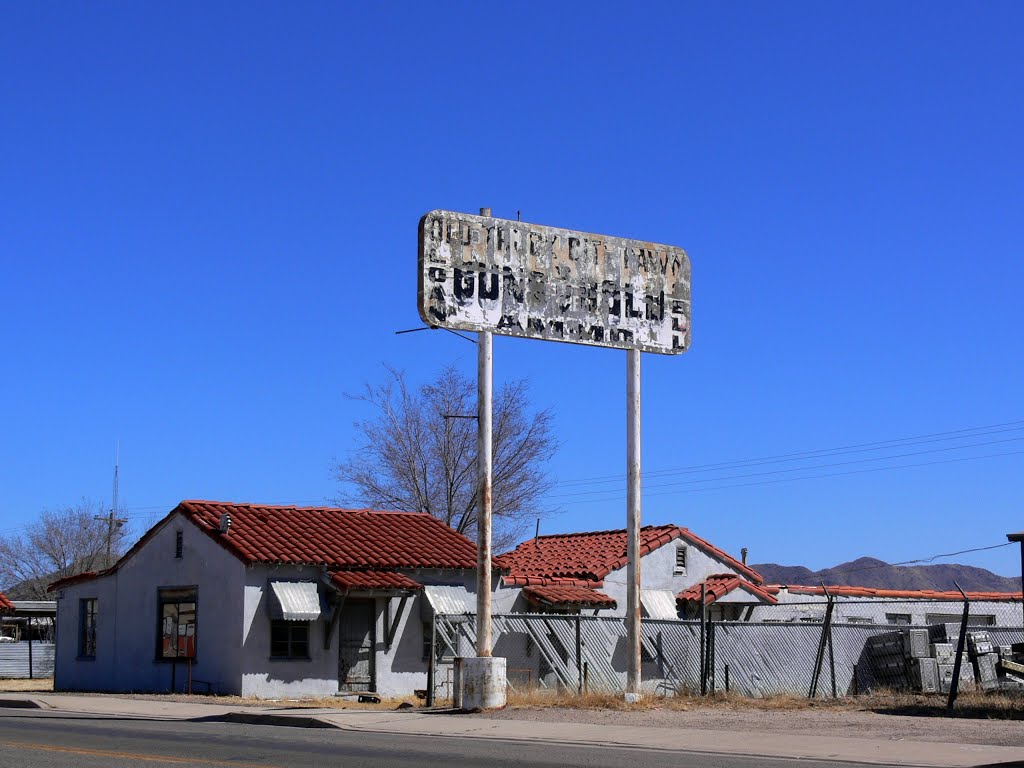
left=418, top=210, right=691, bottom=354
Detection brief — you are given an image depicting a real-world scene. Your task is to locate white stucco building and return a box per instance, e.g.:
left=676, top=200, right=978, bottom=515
left=495, top=524, right=775, bottom=619
left=50, top=500, right=489, bottom=698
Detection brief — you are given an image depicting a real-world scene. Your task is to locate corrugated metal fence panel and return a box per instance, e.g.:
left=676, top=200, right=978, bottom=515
left=437, top=612, right=1024, bottom=698
left=711, top=622, right=821, bottom=697
left=0, top=643, right=55, bottom=678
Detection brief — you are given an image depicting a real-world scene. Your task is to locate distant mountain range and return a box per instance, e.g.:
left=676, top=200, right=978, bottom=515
left=750, top=557, right=1022, bottom=593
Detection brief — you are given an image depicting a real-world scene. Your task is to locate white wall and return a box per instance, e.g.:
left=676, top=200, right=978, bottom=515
left=240, top=564, right=337, bottom=698
left=600, top=538, right=746, bottom=617
left=239, top=567, right=485, bottom=698
left=753, top=590, right=1022, bottom=626
left=54, top=513, right=245, bottom=694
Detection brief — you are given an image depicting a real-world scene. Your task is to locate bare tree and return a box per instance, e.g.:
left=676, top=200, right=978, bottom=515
left=334, top=364, right=558, bottom=550
left=0, top=500, right=129, bottom=599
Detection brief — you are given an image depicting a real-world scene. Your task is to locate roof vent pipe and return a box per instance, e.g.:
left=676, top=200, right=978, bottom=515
left=741, top=547, right=748, bottom=566
left=219, top=513, right=232, bottom=534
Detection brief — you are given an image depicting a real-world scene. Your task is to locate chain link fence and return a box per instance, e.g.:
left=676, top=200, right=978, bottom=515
left=431, top=599, right=1024, bottom=702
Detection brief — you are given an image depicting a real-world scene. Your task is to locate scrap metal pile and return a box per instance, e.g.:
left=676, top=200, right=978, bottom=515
left=864, top=624, right=1024, bottom=693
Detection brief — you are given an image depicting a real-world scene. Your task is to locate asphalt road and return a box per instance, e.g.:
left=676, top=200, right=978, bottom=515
left=0, top=709, right=901, bottom=768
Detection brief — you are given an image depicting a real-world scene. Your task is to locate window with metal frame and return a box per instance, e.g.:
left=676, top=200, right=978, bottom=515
left=79, top=598, right=97, bottom=658
left=886, top=613, right=912, bottom=625
left=175, top=531, right=183, bottom=559
left=157, top=587, right=197, bottom=659
left=270, top=620, right=310, bottom=659
left=926, top=612, right=995, bottom=626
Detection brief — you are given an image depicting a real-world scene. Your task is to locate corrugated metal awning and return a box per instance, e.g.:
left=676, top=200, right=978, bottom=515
left=269, top=581, right=322, bottom=621
left=641, top=589, right=679, bottom=619
left=422, top=584, right=475, bottom=617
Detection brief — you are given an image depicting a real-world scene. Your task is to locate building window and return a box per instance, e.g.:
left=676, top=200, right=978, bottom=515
left=845, top=616, right=874, bottom=625
left=270, top=620, right=309, bottom=659
left=175, top=531, right=183, bottom=559
left=886, top=613, right=912, bottom=625
left=926, top=612, right=995, bottom=626
left=79, top=599, right=97, bottom=658
left=158, top=587, right=197, bottom=659
left=674, top=547, right=687, bottom=574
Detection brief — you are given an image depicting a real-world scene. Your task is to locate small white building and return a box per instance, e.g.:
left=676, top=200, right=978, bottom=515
left=495, top=524, right=775, bottom=619
left=50, top=500, right=491, bottom=698
left=751, top=584, right=1023, bottom=626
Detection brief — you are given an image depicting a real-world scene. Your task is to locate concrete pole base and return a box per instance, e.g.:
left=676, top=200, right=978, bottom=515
left=453, top=656, right=506, bottom=710
left=624, top=691, right=643, bottom=704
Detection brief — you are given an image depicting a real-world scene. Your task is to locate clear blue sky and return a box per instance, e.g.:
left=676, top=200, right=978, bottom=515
left=2, top=3, right=1021, bottom=576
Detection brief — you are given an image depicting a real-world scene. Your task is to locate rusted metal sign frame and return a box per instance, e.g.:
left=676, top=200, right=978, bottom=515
left=419, top=208, right=692, bottom=703
left=418, top=210, right=691, bottom=355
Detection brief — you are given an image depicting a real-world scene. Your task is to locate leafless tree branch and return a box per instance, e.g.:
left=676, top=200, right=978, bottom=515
left=333, top=364, right=559, bottom=551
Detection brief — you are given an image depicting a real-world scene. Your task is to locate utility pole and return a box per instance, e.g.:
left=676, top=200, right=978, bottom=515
left=95, top=443, right=128, bottom=568
left=476, top=206, right=494, bottom=658
left=625, top=347, right=642, bottom=701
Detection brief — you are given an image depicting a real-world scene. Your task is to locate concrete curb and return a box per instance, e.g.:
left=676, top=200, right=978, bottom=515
left=219, top=711, right=338, bottom=729
left=0, top=698, right=47, bottom=709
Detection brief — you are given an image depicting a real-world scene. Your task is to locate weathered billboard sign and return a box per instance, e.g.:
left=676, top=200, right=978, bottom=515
left=418, top=210, right=691, bottom=354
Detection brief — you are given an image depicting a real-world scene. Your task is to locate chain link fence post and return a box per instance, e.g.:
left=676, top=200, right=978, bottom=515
left=946, top=584, right=970, bottom=713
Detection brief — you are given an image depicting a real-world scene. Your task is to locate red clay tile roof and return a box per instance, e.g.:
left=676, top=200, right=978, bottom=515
left=48, top=500, right=487, bottom=592
left=677, top=574, right=778, bottom=606
left=176, top=500, right=481, bottom=569
left=0, top=591, right=14, bottom=613
left=523, top=584, right=617, bottom=609
left=767, top=584, right=1024, bottom=601
left=503, top=575, right=601, bottom=588
left=329, top=570, right=423, bottom=592
left=497, top=525, right=763, bottom=586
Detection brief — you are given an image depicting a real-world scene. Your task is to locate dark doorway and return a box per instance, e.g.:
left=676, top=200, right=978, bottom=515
left=339, top=599, right=376, bottom=691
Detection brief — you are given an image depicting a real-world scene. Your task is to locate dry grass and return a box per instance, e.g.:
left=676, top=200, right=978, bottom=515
left=501, top=687, right=1024, bottom=719
left=0, top=678, right=54, bottom=692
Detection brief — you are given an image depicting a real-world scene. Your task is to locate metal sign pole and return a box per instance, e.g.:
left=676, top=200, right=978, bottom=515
left=625, top=347, right=642, bottom=699
left=476, top=328, right=493, bottom=655
left=476, top=209, right=494, bottom=658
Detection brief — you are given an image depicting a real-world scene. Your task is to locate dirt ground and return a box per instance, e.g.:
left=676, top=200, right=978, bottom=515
left=471, top=692, right=1024, bottom=748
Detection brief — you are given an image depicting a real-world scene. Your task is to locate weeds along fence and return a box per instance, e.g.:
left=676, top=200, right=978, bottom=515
left=432, top=599, right=1023, bottom=701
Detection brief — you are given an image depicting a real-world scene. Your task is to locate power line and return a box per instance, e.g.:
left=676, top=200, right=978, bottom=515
left=549, top=448, right=1024, bottom=505
left=820, top=542, right=1016, bottom=577
left=555, top=418, right=1024, bottom=489
left=547, top=435, right=1024, bottom=500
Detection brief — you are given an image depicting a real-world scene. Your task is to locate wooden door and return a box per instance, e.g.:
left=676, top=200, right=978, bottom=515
left=339, top=599, right=376, bottom=691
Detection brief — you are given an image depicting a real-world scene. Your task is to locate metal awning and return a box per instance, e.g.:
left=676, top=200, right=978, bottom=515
left=422, top=584, right=475, bottom=618
left=269, top=581, right=322, bottom=621
left=10, top=601, right=56, bottom=618
left=640, top=589, right=679, bottom=619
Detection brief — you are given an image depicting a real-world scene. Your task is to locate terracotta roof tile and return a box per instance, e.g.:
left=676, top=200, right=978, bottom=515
left=523, top=584, right=617, bottom=609
left=49, top=500, right=487, bottom=592
left=329, top=570, right=423, bottom=592
left=769, top=584, right=1024, bottom=601
left=498, top=525, right=763, bottom=585
left=0, top=591, right=14, bottom=613
left=176, top=500, right=481, bottom=570
left=677, top=574, right=778, bottom=606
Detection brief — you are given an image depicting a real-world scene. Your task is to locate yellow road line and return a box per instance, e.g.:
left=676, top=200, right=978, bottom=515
left=0, top=739, right=280, bottom=767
